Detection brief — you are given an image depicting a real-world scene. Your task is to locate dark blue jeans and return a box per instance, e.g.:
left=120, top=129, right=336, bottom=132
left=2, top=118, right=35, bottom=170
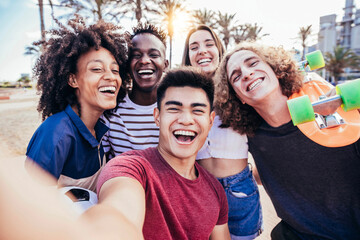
left=217, top=165, right=263, bottom=239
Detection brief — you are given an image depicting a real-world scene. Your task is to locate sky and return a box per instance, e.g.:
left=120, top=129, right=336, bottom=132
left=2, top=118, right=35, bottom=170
left=0, top=0, right=357, bottom=82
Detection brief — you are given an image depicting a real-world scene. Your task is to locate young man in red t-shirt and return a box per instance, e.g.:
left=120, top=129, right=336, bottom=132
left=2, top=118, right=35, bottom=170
left=94, top=67, right=230, bottom=239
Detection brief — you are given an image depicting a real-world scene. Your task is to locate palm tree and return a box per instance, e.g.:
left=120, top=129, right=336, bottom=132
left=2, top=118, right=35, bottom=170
left=55, top=0, right=124, bottom=23
left=155, top=0, right=187, bottom=67
left=245, top=23, right=269, bottom=41
left=233, top=23, right=269, bottom=44
left=298, top=25, right=312, bottom=60
left=120, top=0, right=160, bottom=24
left=25, top=0, right=52, bottom=57
left=38, top=0, right=46, bottom=43
left=325, top=46, right=360, bottom=84
left=216, top=12, right=237, bottom=49
left=192, top=8, right=216, bottom=29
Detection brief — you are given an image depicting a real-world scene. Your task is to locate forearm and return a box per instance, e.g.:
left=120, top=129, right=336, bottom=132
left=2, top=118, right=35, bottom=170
left=80, top=204, right=143, bottom=240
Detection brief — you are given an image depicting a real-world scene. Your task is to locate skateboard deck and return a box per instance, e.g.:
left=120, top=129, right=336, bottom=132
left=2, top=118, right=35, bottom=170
left=287, top=50, right=360, bottom=147
left=288, top=74, right=360, bottom=147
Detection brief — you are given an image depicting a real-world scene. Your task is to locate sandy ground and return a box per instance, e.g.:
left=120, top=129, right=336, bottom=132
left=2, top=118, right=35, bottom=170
left=0, top=89, right=41, bottom=161
left=0, top=88, right=279, bottom=239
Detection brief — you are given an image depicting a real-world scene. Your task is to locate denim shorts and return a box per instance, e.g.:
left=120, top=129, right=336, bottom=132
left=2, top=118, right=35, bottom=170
left=217, top=165, right=263, bottom=239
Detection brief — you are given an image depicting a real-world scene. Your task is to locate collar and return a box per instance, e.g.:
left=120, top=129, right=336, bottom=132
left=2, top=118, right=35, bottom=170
left=65, top=105, right=109, bottom=147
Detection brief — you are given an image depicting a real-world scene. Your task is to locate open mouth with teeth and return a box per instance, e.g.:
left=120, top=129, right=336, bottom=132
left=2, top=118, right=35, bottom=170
left=173, top=130, right=197, bottom=143
left=137, top=69, right=155, bottom=76
left=247, top=78, right=264, bottom=91
left=197, top=58, right=212, bottom=65
left=99, top=86, right=116, bottom=94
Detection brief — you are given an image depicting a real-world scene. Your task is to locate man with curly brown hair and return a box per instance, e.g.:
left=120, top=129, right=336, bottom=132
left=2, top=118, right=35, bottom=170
left=25, top=17, right=130, bottom=192
left=215, top=42, right=360, bottom=240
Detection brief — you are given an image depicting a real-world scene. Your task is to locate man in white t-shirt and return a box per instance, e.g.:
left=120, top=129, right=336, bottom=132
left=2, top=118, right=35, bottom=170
left=102, top=23, right=169, bottom=160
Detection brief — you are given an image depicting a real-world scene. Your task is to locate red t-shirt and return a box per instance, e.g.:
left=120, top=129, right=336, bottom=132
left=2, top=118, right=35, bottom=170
left=97, top=147, right=228, bottom=239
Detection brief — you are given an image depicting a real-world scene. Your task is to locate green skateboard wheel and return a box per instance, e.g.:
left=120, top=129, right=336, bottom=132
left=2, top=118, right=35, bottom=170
left=336, top=78, right=360, bottom=111
left=287, top=95, right=315, bottom=126
left=305, top=50, right=325, bottom=71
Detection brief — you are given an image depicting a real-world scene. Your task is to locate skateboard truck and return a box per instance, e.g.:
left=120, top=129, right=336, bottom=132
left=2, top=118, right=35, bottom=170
left=313, top=95, right=345, bottom=129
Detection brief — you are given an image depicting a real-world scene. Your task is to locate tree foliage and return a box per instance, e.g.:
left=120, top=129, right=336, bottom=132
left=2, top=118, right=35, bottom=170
left=325, top=45, right=360, bottom=83
left=192, top=9, right=216, bottom=29
left=54, top=0, right=124, bottom=23
left=215, top=11, right=237, bottom=49
left=120, top=0, right=161, bottom=24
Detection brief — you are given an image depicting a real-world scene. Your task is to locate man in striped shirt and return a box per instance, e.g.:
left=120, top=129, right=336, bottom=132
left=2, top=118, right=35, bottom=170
left=102, top=23, right=169, bottom=160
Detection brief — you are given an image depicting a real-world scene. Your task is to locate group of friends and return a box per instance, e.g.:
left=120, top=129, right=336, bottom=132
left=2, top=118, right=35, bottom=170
left=1, top=16, right=359, bottom=240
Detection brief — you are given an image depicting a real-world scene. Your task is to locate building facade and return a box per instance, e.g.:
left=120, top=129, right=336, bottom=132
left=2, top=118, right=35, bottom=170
left=317, top=0, right=360, bottom=80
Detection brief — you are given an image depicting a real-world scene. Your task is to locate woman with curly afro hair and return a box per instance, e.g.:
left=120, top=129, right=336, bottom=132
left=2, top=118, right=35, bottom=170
left=216, top=42, right=360, bottom=239
left=25, top=16, right=130, bottom=192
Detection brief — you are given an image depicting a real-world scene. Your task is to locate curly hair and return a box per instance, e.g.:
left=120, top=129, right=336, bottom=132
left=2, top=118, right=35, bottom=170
left=181, top=25, right=225, bottom=68
left=127, top=22, right=167, bottom=47
left=33, top=16, right=129, bottom=121
left=214, top=41, right=303, bottom=136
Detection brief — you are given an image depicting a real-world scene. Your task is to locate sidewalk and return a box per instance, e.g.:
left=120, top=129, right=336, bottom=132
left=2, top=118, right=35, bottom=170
left=259, top=185, right=280, bottom=239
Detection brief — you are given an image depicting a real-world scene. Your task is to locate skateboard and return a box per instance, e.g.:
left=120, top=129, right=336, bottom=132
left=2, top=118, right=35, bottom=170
left=287, top=50, right=360, bottom=147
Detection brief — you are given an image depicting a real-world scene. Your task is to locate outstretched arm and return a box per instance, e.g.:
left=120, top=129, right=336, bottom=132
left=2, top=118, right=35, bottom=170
left=0, top=159, right=142, bottom=240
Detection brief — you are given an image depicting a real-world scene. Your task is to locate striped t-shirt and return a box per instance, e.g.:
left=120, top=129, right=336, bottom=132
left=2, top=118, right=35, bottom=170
left=101, top=94, right=159, bottom=160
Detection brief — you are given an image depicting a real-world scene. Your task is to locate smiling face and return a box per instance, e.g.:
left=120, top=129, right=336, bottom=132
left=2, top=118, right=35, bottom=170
left=154, top=86, right=215, bottom=161
left=70, top=47, right=122, bottom=115
left=226, top=50, right=281, bottom=107
left=188, top=30, right=220, bottom=76
left=130, top=33, right=168, bottom=92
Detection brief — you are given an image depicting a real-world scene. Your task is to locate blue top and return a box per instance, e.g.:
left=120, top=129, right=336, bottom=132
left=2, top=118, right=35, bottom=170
left=248, top=120, right=360, bottom=240
left=26, top=105, right=108, bottom=179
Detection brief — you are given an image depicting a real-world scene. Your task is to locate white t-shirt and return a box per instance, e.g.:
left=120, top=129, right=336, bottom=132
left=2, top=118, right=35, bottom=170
left=101, top=94, right=159, bottom=159
left=196, top=115, right=248, bottom=160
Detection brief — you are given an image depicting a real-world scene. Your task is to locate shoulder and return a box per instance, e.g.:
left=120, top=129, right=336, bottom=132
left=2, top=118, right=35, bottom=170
left=33, top=111, right=75, bottom=140
left=97, top=149, right=155, bottom=193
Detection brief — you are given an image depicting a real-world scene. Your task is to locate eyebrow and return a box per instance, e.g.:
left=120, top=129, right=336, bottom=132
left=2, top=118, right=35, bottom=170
left=165, top=101, right=208, bottom=108
left=131, top=47, right=161, bottom=53
left=87, top=59, right=118, bottom=67
left=229, top=56, right=257, bottom=80
left=189, top=38, right=214, bottom=46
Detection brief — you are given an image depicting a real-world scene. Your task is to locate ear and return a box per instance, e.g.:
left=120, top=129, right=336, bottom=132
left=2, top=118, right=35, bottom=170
left=153, top=107, right=160, bottom=127
left=68, top=74, right=79, bottom=88
left=163, top=59, right=169, bottom=71
left=209, top=111, right=215, bottom=128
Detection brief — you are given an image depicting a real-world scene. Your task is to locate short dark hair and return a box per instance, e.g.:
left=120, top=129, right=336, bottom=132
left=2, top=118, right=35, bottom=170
left=157, top=67, right=214, bottom=111
left=128, top=22, right=167, bottom=47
